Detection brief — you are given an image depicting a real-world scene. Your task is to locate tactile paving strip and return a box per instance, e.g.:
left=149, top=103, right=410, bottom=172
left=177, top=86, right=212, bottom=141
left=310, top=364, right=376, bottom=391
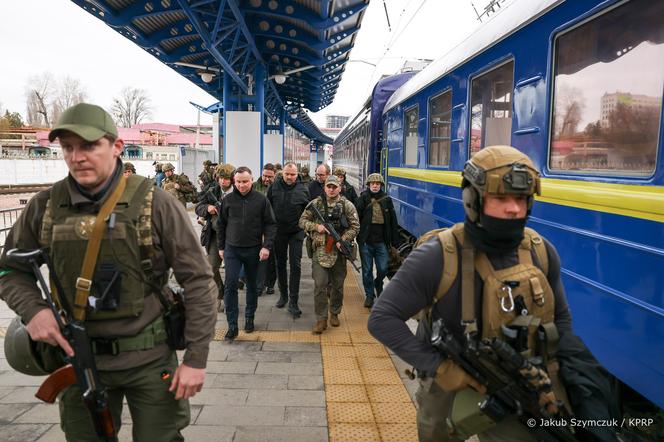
left=327, top=402, right=375, bottom=423
left=329, top=423, right=381, bottom=442
left=366, top=385, right=412, bottom=403
left=377, top=424, right=419, bottom=442
left=326, top=385, right=369, bottom=402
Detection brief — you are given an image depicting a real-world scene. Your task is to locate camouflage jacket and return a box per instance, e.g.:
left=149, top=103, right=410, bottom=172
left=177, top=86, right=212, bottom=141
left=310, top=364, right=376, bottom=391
left=162, top=173, right=196, bottom=206
left=198, top=169, right=213, bottom=189
left=299, top=195, right=360, bottom=268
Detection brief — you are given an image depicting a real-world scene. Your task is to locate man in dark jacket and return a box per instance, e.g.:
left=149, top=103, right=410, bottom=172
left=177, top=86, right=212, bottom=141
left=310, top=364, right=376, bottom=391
left=253, top=163, right=277, bottom=295
left=355, top=173, right=400, bottom=308
left=308, top=163, right=329, bottom=201
left=333, top=167, right=358, bottom=206
left=267, top=162, right=311, bottom=317
left=218, top=166, right=277, bottom=340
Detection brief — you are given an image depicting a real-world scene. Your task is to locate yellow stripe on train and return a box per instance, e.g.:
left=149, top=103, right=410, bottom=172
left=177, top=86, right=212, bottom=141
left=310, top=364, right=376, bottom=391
left=388, top=168, right=664, bottom=223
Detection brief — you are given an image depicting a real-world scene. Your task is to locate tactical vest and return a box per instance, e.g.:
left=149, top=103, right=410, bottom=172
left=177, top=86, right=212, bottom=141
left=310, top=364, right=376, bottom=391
left=40, top=175, right=163, bottom=321
left=322, top=198, right=347, bottom=233
left=421, top=223, right=555, bottom=355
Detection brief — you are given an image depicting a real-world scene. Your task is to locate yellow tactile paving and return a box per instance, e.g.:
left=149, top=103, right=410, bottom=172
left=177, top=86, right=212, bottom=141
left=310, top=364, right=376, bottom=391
left=321, top=265, right=418, bottom=442
left=327, top=402, right=375, bottom=423
left=329, top=423, right=381, bottom=442
left=378, top=424, right=419, bottom=442
left=366, top=384, right=413, bottom=403
left=326, top=385, right=369, bottom=402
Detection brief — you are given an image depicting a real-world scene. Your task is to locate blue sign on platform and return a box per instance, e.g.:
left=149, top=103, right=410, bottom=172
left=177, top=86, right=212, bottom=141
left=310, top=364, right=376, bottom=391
left=180, top=146, right=186, bottom=157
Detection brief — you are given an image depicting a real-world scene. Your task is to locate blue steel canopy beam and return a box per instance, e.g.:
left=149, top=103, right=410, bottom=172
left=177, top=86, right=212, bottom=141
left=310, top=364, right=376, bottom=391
left=252, top=25, right=360, bottom=53
left=176, top=0, right=248, bottom=93
left=244, top=2, right=368, bottom=32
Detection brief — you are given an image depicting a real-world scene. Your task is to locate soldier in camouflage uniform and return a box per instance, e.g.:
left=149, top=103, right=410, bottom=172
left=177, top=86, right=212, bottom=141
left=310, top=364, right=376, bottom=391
left=299, top=175, right=360, bottom=334
left=123, top=161, right=136, bottom=176
left=162, top=163, right=196, bottom=207
left=198, top=160, right=214, bottom=193
left=300, top=165, right=312, bottom=184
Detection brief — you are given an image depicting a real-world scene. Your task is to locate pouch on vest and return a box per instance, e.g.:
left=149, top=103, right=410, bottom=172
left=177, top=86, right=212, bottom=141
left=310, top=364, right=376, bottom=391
left=162, top=286, right=186, bottom=350
left=447, top=389, right=497, bottom=440
left=90, top=261, right=122, bottom=312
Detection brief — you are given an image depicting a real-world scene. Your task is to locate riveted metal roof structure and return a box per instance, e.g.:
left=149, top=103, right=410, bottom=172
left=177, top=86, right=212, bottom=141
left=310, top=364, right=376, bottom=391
left=71, top=0, right=369, bottom=144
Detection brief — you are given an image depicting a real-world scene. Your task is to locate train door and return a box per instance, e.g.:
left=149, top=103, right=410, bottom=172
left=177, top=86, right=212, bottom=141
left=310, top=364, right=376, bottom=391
left=380, top=120, right=389, bottom=184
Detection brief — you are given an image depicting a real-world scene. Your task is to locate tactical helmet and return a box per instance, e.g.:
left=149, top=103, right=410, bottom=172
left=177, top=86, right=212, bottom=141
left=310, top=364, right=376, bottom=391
left=123, top=162, right=136, bottom=174
left=215, top=163, right=235, bottom=179
left=162, top=162, right=175, bottom=172
left=301, top=165, right=309, bottom=174
left=366, top=173, right=384, bottom=185
left=461, top=145, right=541, bottom=222
left=4, top=316, right=49, bottom=376
left=333, top=167, right=346, bottom=177
left=203, top=160, right=212, bottom=167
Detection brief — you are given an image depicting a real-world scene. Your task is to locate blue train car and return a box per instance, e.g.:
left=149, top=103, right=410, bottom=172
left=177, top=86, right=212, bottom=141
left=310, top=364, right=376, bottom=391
left=347, top=0, right=663, bottom=407
left=333, top=71, right=416, bottom=191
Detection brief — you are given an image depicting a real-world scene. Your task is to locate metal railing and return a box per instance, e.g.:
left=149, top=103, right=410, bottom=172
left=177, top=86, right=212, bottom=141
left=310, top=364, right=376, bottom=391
left=0, top=207, right=24, bottom=255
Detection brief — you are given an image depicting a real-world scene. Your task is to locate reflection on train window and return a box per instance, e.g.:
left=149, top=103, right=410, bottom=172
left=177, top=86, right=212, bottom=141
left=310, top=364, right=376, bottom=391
left=404, top=106, right=419, bottom=165
left=469, top=60, right=514, bottom=156
left=428, top=90, right=452, bottom=166
left=550, top=0, right=662, bottom=176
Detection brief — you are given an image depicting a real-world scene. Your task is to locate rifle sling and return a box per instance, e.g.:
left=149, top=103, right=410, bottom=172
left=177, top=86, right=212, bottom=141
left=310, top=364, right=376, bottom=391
left=73, top=176, right=127, bottom=322
left=459, top=230, right=478, bottom=336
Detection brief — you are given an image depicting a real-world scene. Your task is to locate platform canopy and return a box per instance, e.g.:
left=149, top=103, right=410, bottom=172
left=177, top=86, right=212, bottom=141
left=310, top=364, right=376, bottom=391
left=72, top=0, right=369, bottom=143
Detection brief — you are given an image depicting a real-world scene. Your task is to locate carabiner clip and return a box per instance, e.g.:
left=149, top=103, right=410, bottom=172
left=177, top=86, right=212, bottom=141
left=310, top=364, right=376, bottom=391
left=500, top=285, right=515, bottom=313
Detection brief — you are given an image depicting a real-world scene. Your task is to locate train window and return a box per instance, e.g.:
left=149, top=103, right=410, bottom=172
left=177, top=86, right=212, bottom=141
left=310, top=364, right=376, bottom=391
left=428, top=90, right=452, bottom=166
left=550, top=0, right=662, bottom=176
left=469, top=60, right=514, bottom=156
left=404, top=106, right=419, bottom=165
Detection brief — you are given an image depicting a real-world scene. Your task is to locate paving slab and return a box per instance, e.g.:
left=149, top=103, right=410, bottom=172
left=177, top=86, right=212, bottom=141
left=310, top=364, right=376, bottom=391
left=212, top=373, right=289, bottom=390
left=196, top=405, right=285, bottom=426
left=287, top=375, right=324, bottom=391
left=205, top=361, right=257, bottom=374
left=181, top=425, right=236, bottom=442
left=0, top=403, right=33, bottom=424
left=189, top=388, right=248, bottom=406
left=255, top=361, right=322, bottom=376
left=284, top=406, right=327, bottom=426
left=262, top=342, right=320, bottom=352
left=246, top=389, right=325, bottom=407
left=234, top=425, right=328, bottom=442
left=5, top=423, right=53, bottom=441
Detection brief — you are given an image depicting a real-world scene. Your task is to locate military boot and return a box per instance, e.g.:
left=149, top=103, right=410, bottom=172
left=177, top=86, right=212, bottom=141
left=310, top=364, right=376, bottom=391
left=312, top=319, right=327, bottom=334
left=244, top=317, right=255, bottom=333
left=287, top=297, right=302, bottom=318
left=225, top=324, right=238, bottom=341
left=275, top=294, right=288, bottom=308
left=363, top=297, right=374, bottom=309
left=374, top=277, right=383, bottom=297
left=329, top=314, right=340, bottom=327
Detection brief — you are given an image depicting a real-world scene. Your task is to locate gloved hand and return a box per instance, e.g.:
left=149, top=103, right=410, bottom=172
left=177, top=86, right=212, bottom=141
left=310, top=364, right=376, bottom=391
left=435, top=360, right=487, bottom=394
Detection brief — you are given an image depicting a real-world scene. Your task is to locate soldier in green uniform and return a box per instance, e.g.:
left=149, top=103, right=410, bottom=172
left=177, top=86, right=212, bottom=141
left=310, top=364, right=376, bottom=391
left=332, top=167, right=358, bottom=206
left=123, top=162, right=136, bottom=176
left=161, top=163, right=196, bottom=207
left=198, top=160, right=214, bottom=192
left=299, top=175, right=360, bottom=334
left=0, top=103, right=217, bottom=441
left=300, top=165, right=311, bottom=184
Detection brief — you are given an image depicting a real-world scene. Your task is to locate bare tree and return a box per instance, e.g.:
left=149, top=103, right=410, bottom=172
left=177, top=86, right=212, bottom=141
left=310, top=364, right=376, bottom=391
left=110, top=87, right=153, bottom=128
left=554, top=85, right=585, bottom=138
left=26, top=72, right=55, bottom=127
left=51, top=76, right=87, bottom=124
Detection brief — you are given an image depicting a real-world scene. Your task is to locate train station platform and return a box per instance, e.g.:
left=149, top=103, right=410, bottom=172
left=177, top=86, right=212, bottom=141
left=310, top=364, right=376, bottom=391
left=0, top=210, right=421, bottom=442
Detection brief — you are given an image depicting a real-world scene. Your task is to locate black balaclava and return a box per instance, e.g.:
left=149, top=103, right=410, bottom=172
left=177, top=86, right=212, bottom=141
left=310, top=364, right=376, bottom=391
left=464, top=212, right=526, bottom=254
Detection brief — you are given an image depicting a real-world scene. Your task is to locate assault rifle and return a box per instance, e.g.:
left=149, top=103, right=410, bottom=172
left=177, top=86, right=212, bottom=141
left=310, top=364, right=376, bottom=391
left=307, top=203, right=360, bottom=272
left=430, top=318, right=576, bottom=442
left=7, top=249, right=115, bottom=440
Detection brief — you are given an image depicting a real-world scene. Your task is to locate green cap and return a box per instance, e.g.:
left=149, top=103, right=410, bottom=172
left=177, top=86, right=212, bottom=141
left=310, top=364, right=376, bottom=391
left=325, top=175, right=340, bottom=187
left=48, top=103, right=118, bottom=142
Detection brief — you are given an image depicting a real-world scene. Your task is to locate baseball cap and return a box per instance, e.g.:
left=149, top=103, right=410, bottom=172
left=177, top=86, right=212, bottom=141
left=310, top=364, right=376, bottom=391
left=325, top=175, right=340, bottom=187
left=48, top=103, right=118, bottom=142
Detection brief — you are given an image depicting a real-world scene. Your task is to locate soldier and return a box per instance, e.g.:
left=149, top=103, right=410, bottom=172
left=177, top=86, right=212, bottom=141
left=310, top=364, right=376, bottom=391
left=195, top=163, right=235, bottom=312
left=355, top=173, right=400, bottom=308
left=308, top=163, right=330, bottom=201
left=123, top=161, right=136, bottom=177
left=300, top=165, right=312, bottom=184
left=274, top=162, right=283, bottom=179
left=368, top=146, right=585, bottom=441
left=198, top=160, right=214, bottom=193
left=162, top=163, right=196, bottom=207
left=253, top=163, right=277, bottom=295
left=0, top=103, right=216, bottom=440
left=217, top=167, right=277, bottom=340
left=299, top=175, right=360, bottom=334
left=154, top=161, right=165, bottom=187
left=267, top=162, right=311, bottom=317
left=333, top=167, right=358, bottom=206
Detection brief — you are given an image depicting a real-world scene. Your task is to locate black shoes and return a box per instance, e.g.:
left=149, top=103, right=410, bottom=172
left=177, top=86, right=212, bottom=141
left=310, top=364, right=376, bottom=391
left=275, top=296, right=287, bottom=308
left=225, top=325, right=238, bottom=341
left=364, top=297, right=374, bottom=309
left=374, top=278, right=383, bottom=297
left=244, top=318, right=255, bottom=333
left=266, top=287, right=275, bottom=295
left=288, top=302, right=302, bottom=318
left=237, top=279, right=245, bottom=290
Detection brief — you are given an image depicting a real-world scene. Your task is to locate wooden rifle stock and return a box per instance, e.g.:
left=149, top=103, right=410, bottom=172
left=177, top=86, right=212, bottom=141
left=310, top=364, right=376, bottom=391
left=36, top=364, right=76, bottom=403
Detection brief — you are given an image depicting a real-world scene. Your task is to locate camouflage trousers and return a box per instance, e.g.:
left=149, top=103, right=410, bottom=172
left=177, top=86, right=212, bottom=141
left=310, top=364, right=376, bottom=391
left=59, top=353, right=189, bottom=442
left=207, top=235, right=224, bottom=297
left=416, top=377, right=536, bottom=442
left=312, top=257, right=346, bottom=320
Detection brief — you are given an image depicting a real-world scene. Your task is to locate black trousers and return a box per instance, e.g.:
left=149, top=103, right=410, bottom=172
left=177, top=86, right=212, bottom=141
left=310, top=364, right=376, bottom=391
left=274, top=230, right=305, bottom=301
left=258, top=250, right=276, bottom=290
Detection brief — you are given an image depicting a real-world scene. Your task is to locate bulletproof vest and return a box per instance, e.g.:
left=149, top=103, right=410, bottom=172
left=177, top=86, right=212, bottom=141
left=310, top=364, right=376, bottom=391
left=40, top=175, right=163, bottom=320
left=322, top=198, right=348, bottom=233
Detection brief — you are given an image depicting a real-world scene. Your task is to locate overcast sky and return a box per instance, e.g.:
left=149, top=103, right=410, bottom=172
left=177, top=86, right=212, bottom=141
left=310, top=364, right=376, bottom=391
left=0, top=0, right=498, bottom=128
